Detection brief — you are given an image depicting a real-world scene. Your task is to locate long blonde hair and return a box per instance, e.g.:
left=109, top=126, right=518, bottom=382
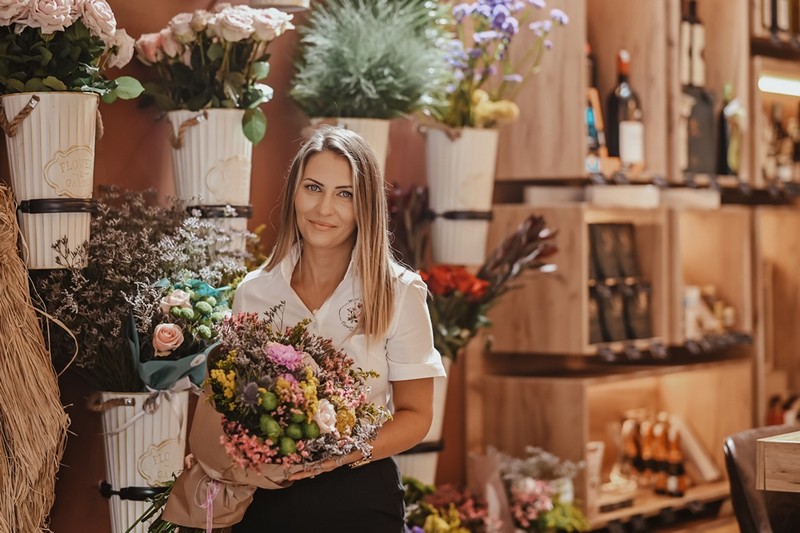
left=265, top=126, right=395, bottom=340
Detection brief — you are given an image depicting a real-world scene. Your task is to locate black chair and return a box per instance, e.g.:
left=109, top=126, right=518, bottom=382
left=723, top=424, right=800, bottom=533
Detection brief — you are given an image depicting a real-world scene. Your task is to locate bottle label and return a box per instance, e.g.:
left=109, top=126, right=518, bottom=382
left=619, top=121, right=644, bottom=165
left=666, top=475, right=679, bottom=493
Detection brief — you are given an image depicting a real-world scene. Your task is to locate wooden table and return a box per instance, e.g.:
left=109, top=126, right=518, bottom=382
left=756, top=430, right=800, bottom=493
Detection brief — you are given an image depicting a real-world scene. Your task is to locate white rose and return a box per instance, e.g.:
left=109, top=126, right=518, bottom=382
left=0, top=0, right=30, bottom=27
left=212, top=2, right=232, bottom=13
left=79, top=0, right=116, bottom=44
left=169, top=12, right=195, bottom=43
left=313, top=399, right=337, bottom=434
left=189, top=9, right=211, bottom=33
left=107, top=28, right=134, bottom=68
left=23, top=0, right=76, bottom=34
left=159, top=27, right=182, bottom=58
left=159, top=289, right=192, bottom=315
left=212, top=6, right=253, bottom=42
left=251, top=8, right=294, bottom=42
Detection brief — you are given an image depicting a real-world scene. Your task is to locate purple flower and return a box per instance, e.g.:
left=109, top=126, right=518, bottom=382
left=544, top=39, right=552, bottom=49
left=550, top=8, right=569, bottom=25
left=474, top=30, right=500, bottom=44
left=241, top=382, right=260, bottom=408
left=453, top=3, right=474, bottom=22
left=504, top=73, right=523, bottom=83
left=266, top=342, right=304, bottom=370
left=529, top=0, right=546, bottom=8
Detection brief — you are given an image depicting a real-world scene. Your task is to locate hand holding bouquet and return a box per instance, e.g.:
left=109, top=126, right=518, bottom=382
left=160, top=303, right=390, bottom=529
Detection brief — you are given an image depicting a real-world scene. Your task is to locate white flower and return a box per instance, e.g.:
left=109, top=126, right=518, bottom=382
left=313, top=399, right=337, bottom=434
left=169, top=12, right=195, bottom=43
left=212, top=6, right=253, bottom=42
left=251, top=8, right=294, bottom=42
left=23, top=0, right=76, bottom=34
left=0, top=0, right=30, bottom=27
left=107, top=28, right=134, bottom=69
left=160, top=289, right=192, bottom=315
left=79, top=0, right=116, bottom=44
left=134, top=32, right=163, bottom=66
left=159, top=27, right=182, bottom=58
left=189, top=9, right=211, bottom=33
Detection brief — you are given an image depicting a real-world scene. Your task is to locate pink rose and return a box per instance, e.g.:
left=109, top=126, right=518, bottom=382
left=159, top=289, right=192, bottom=315
left=79, top=0, right=116, bottom=44
left=135, top=32, right=163, bottom=65
left=313, top=399, right=337, bottom=434
left=23, top=0, right=76, bottom=34
left=153, top=323, right=184, bottom=357
left=107, top=28, right=134, bottom=69
left=211, top=6, right=253, bottom=42
left=168, top=12, right=195, bottom=43
left=159, top=27, right=182, bottom=58
left=0, top=0, right=31, bottom=26
left=251, top=8, right=293, bottom=41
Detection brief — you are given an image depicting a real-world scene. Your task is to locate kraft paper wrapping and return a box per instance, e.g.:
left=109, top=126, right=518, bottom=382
left=162, top=389, right=305, bottom=528
left=467, top=448, right=515, bottom=533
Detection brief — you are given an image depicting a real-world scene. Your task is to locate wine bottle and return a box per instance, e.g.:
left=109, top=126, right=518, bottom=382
left=666, top=426, right=687, bottom=498
left=605, top=50, right=644, bottom=168
left=716, top=83, right=734, bottom=176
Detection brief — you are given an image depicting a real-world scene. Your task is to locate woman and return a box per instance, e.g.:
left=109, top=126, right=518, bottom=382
left=231, top=125, right=446, bottom=532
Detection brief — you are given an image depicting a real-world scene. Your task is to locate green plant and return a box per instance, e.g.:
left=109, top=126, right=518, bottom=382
left=0, top=0, right=143, bottom=102
left=134, top=5, right=295, bottom=144
left=290, top=0, right=451, bottom=119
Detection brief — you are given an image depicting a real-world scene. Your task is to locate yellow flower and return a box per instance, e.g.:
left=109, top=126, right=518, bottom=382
left=474, top=98, right=520, bottom=128
left=300, top=368, right=319, bottom=419
left=210, top=368, right=236, bottom=400
left=336, top=408, right=356, bottom=435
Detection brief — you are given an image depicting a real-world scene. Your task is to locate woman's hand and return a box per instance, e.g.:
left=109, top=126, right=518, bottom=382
left=287, top=451, right=361, bottom=481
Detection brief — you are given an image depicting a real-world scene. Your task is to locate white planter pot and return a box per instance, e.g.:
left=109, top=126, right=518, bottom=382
left=425, top=128, right=499, bottom=266
left=311, top=117, right=391, bottom=179
left=168, top=109, right=253, bottom=251
left=394, top=357, right=452, bottom=486
left=1, top=92, right=98, bottom=269
left=99, top=391, right=190, bottom=533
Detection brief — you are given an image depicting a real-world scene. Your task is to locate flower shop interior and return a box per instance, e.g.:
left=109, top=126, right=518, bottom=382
left=5, top=0, right=800, bottom=532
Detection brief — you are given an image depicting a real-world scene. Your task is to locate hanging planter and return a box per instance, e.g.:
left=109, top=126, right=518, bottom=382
left=424, top=127, right=499, bottom=267
left=309, top=117, right=391, bottom=178
left=0, top=92, right=99, bottom=269
left=91, top=390, right=190, bottom=533
left=394, top=357, right=452, bottom=486
left=167, top=109, right=253, bottom=251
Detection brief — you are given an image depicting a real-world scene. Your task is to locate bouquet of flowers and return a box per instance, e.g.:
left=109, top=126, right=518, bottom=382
left=403, top=477, right=496, bottom=533
left=428, top=0, right=568, bottom=129
left=33, top=188, right=250, bottom=392
left=134, top=4, right=295, bottom=143
left=156, top=303, right=390, bottom=529
left=389, top=186, right=558, bottom=360
left=0, top=0, right=142, bottom=101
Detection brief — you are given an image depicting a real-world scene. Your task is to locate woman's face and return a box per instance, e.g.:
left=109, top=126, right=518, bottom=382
left=294, top=150, right=357, bottom=253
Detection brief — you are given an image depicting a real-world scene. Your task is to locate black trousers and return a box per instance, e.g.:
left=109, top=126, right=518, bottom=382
left=232, top=458, right=405, bottom=533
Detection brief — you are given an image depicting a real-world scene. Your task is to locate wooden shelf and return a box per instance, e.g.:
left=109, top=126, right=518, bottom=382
left=589, top=480, right=730, bottom=529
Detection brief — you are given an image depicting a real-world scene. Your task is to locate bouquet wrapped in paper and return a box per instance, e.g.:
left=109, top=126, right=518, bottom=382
left=162, top=303, right=390, bottom=528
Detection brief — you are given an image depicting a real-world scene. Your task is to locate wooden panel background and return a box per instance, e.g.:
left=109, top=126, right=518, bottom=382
left=494, top=0, right=586, bottom=181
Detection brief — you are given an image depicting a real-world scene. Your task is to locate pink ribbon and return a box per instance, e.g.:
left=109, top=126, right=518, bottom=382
left=200, top=479, right=221, bottom=533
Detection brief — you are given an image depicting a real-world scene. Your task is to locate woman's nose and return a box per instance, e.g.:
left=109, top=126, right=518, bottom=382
left=317, top=192, right=335, bottom=214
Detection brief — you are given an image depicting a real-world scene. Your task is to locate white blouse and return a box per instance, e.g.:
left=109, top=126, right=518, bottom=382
left=231, top=245, right=446, bottom=410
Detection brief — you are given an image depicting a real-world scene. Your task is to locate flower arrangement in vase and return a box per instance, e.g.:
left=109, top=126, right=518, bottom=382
left=134, top=3, right=295, bottom=144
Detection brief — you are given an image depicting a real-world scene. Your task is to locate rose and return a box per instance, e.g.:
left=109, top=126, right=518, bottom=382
left=189, top=9, right=211, bottom=33
left=212, top=6, right=253, bottom=42
left=159, top=27, right=182, bottom=59
left=168, top=12, right=195, bottom=43
left=159, top=289, right=192, bottom=314
left=0, top=0, right=29, bottom=26
left=153, top=323, right=185, bottom=357
left=79, top=0, right=117, bottom=44
left=23, top=0, right=76, bottom=34
left=135, top=32, right=163, bottom=66
left=313, top=399, right=337, bottom=434
left=107, top=28, right=134, bottom=69
left=251, top=8, right=294, bottom=42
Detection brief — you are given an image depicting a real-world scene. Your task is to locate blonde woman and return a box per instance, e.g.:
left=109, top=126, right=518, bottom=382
left=231, top=126, right=445, bottom=531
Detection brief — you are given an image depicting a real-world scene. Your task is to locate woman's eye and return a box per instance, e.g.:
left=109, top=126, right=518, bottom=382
left=305, top=183, right=321, bottom=192
left=338, top=190, right=353, bottom=199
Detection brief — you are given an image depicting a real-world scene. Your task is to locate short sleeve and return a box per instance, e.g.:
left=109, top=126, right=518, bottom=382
left=385, top=274, right=446, bottom=381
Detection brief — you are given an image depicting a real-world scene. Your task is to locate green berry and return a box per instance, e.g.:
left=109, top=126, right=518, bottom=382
left=279, top=437, right=296, bottom=455
left=286, top=423, right=303, bottom=440
left=260, top=391, right=278, bottom=411
left=195, top=301, right=213, bottom=315
left=205, top=296, right=217, bottom=307
left=197, top=325, right=212, bottom=339
left=178, top=307, right=195, bottom=320
left=290, top=410, right=306, bottom=424
left=211, top=312, right=225, bottom=323
left=302, top=421, right=320, bottom=439
left=170, top=306, right=182, bottom=317
left=259, top=415, right=281, bottom=441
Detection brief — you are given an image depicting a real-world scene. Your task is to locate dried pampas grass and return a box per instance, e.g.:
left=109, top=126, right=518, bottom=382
left=0, top=184, right=70, bottom=531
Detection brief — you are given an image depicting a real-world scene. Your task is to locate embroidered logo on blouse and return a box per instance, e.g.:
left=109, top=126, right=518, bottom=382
left=339, top=298, right=363, bottom=330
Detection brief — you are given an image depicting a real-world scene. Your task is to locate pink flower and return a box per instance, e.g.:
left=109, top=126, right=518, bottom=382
left=266, top=342, right=304, bottom=370
left=107, top=28, right=134, bottom=69
left=159, top=27, right=182, bottom=58
left=135, top=32, right=163, bottom=65
left=153, top=323, right=184, bottom=357
left=168, top=11, right=195, bottom=43
left=0, top=0, right=30, bottom=26
left=78, top=0, right=116, bottom=44
left=23, top=0, right=76, bottom=34
left=212, top=5, right=253, bottom=42
left=159, top=288, right=191, bottom=315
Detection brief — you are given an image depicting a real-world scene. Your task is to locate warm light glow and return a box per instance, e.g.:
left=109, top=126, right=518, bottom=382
left=249, top=0, right=309, bottom=11
left=758, top=75, right=800, bottom=97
